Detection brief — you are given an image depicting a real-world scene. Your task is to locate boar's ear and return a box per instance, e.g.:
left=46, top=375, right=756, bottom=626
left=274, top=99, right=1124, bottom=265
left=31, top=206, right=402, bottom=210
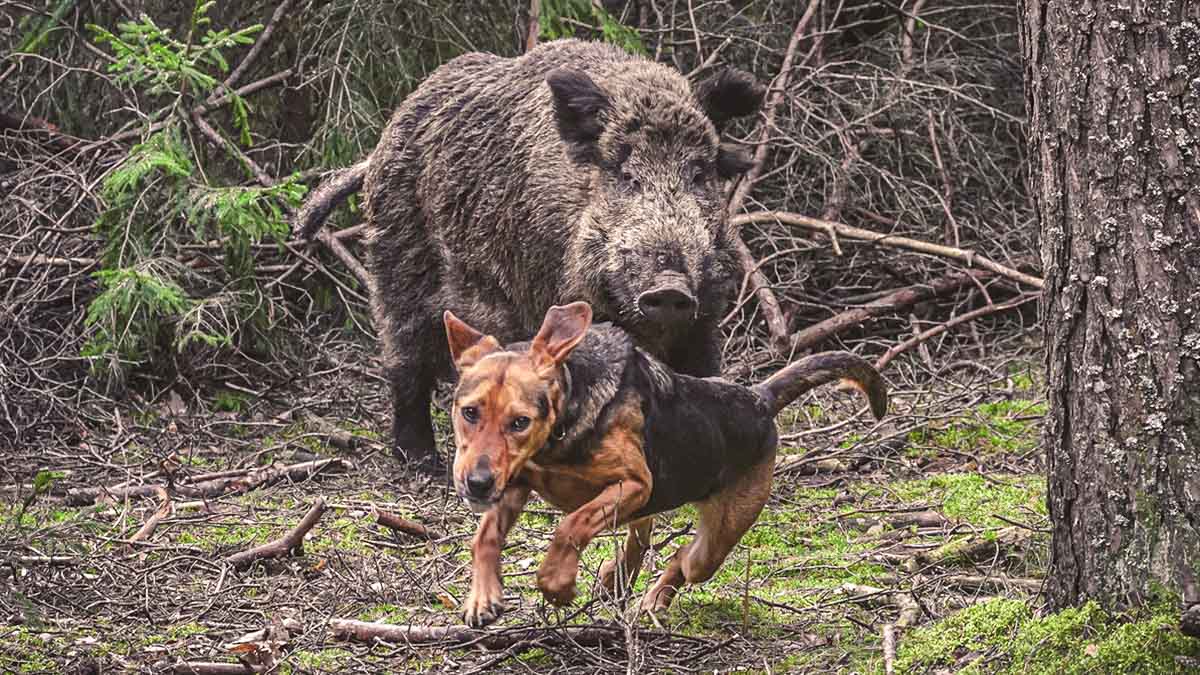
left=547, top=69, right=610, bottom=162
left=716, top=143, right=755, bottom=179
left=695, top=68, right=764, bottom=130
left=530, top=302, right=593, bottom=373
left=444, top=310, right=501, bottom=371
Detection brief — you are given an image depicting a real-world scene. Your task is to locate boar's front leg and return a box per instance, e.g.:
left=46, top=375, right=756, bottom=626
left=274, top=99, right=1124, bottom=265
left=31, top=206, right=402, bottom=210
left=463, top=485, right=531, bottom=627
left=371, top=254, right=446, bottom=475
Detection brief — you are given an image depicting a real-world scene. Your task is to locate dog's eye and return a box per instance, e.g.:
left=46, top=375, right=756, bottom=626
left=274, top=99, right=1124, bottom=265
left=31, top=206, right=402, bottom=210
left=509, top=416, right=531, bottom=433
left=461, top=406, right=479, bottom=424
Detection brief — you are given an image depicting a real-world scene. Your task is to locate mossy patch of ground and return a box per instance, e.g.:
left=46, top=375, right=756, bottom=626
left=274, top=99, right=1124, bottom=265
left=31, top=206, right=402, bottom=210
left=860, top=472, right=1046, bottom=528
left=884, top=597, right=1200, bottom=674
left=908, top=399, right=1046, bottom=457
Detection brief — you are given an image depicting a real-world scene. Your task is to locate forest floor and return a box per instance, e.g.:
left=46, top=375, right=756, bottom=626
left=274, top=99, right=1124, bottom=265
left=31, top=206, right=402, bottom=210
left=4, top=338, right=1198, bottom=675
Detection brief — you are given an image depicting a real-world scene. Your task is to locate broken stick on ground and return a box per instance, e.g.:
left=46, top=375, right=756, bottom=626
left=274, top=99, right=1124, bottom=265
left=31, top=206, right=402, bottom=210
left=223, top=498, right=328, bottom=570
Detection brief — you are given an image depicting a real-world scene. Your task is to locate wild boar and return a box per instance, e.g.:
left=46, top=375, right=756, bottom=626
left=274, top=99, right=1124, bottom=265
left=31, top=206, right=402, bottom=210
left=304, top=38, right=764, bottom=474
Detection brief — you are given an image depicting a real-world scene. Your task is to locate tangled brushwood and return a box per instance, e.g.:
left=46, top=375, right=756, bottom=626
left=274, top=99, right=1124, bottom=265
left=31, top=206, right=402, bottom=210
left=0, top=1, right=1083, bottom=673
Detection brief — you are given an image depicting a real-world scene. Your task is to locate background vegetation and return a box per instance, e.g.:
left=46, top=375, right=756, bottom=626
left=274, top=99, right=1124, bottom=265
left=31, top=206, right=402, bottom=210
left=4, top=1, right=1192, bottom=673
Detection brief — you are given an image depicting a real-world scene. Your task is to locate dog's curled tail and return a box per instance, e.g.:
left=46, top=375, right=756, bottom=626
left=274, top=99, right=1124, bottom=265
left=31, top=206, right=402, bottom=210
left=294, top=159, right=370, bottom=240
left=751, top=351, right=888, bottom=420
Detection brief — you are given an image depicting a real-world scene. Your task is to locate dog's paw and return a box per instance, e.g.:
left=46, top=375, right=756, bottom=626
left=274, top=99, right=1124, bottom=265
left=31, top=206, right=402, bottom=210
left=639, top=584, right=675, bottom=614
left=596, top=559, right=635, bottom=602
left=461, top=584, right=505, bottom=628
left=536, top=566, right=578, bottom=607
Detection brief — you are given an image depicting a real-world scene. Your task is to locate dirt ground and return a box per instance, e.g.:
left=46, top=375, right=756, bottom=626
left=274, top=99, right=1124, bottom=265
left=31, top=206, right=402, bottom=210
left=1, top=326, right=1064, bottom=675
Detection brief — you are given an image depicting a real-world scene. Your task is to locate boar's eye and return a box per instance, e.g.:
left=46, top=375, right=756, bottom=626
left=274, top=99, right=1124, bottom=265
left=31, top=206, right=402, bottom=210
left=461, top=406, right=479, bottom=424
left=509, top=416, right=531, bottom=433
left=619, top=168, right=641, bottom=193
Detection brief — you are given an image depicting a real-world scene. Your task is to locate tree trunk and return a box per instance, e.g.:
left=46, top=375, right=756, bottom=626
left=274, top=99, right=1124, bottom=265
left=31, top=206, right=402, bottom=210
left=1020, top=0, right=1200, bottom=615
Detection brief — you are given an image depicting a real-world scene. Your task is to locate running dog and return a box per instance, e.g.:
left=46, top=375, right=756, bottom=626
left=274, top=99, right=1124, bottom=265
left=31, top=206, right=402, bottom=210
left=444, top=302, right=887, bottom=627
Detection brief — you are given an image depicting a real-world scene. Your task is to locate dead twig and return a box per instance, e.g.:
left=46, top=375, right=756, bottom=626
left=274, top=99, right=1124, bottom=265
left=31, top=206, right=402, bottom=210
left=876, top=293, right=1038, bottom=370
left=168, top=663, right=255, bottom=674
left=882, top=623, right=897, bottom=675
left=903, top=526, right=1032, bottom=573
left=223, top=498, right=327, bottom=570
left=839, top=583, right=922, bottom=628
left=725, top=0, right=822, bottom=354
left=732, top=211, right=1043, bottom=289
left=65, top=458, right=351, bottom=505
left=788, top=271, right=989, bottom=355
left=330, top=619, right=630, bottom=650
left=374, top=508, right=445, bottom=541
left=125, top=487, right=172, bottom=551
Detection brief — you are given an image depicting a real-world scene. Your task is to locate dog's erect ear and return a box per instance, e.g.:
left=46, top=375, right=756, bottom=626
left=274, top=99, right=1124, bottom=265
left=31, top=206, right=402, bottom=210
left=547, top=69, right=610, bottom=163
left=530, top=302, right=593, bottom=372
left=444, top=310, right=500, bottom=371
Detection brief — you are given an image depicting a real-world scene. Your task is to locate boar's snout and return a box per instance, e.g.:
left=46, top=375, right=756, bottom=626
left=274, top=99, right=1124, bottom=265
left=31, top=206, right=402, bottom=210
left=637, top=273, right=697, bottom=328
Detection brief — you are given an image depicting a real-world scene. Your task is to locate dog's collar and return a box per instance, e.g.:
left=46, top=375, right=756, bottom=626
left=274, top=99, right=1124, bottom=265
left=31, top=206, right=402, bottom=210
left=540, top=364, right=573, bottom=454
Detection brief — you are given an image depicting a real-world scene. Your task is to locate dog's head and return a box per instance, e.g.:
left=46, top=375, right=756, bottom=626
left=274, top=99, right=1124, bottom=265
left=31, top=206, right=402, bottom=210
left=443, top=302, right=593, bottom=512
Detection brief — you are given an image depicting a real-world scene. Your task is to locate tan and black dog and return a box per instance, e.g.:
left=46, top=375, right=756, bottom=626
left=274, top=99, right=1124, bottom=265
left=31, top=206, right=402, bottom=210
left=444, top=302, right=887, bottom=627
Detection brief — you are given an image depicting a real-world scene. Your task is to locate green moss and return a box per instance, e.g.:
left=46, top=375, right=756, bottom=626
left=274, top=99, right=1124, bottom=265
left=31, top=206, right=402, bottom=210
left=212, top=390, right=250, bottom=413
left=908, top=399, right=1046, bottom=456
left=310, top=516, right=369, bottom=554
left=167, top=621, right=207, bottom=639
left=889, top=599, right=1200, bottom=675
left=358, top=603, right=412, bottom=623
left=175, top=522, right=275, bottom=547
left=289, top=647, right=352, bottom=671
left=883, top=473, right=1046, bottom=528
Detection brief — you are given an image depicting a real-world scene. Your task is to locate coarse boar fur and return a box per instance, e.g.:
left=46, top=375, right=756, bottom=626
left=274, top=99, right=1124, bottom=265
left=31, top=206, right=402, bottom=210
left=352, top=38, right=764, bottom=471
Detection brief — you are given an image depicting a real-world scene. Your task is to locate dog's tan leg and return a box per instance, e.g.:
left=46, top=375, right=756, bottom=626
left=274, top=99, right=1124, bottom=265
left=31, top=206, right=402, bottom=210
left=598, top=516, right=654, bottom=599
left=641, top=456, right=775, bottom=613
left=462, top=485, right=531, bottom=627
left=537, top=479, right=650, bottom=606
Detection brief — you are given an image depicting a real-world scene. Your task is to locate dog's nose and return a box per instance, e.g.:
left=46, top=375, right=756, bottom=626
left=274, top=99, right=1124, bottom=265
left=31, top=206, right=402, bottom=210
left=466, top=468, right=495, bottom=499
left=638, top=286, right=697, bottom=326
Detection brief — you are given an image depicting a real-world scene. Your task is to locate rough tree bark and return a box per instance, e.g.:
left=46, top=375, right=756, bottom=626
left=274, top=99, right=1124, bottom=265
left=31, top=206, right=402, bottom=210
left=1020, top=0, right=1200, bottom=623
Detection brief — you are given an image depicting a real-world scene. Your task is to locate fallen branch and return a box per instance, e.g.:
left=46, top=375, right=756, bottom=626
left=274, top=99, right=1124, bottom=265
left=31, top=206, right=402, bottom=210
left=937, top=574, right=1044, bottom=595
left=788, top=271, right=988, bottom=355
left=313, top=228, right=371, bottom=290
left=903, top=526, right=1032, bottom=573
left=223, top=498, right=327, bottom=570
left=839, top=583, right=921, bottom=628
left=882, top=623, right=898, bottom=675
left=167, top=662, right=254, bottom=675
left=65, top=458, right=351, bottom=506
left=731, top=211, right=1044, bottom=290
left=330, top=619, right=629, bottom=650
left=304, top=415, right=360, bottom=450
left=374, top=509, right=445, bottom=541
left=875, top=293, right=1039, bottom=370
left=126, top=487, right=172, bottom=551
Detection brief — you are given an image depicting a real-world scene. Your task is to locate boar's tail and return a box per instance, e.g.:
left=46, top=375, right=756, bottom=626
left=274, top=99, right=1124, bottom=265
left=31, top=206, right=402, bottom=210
left=295, top=158, right=370, bottom=240
left=751, top=351, right=887, bottom=420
